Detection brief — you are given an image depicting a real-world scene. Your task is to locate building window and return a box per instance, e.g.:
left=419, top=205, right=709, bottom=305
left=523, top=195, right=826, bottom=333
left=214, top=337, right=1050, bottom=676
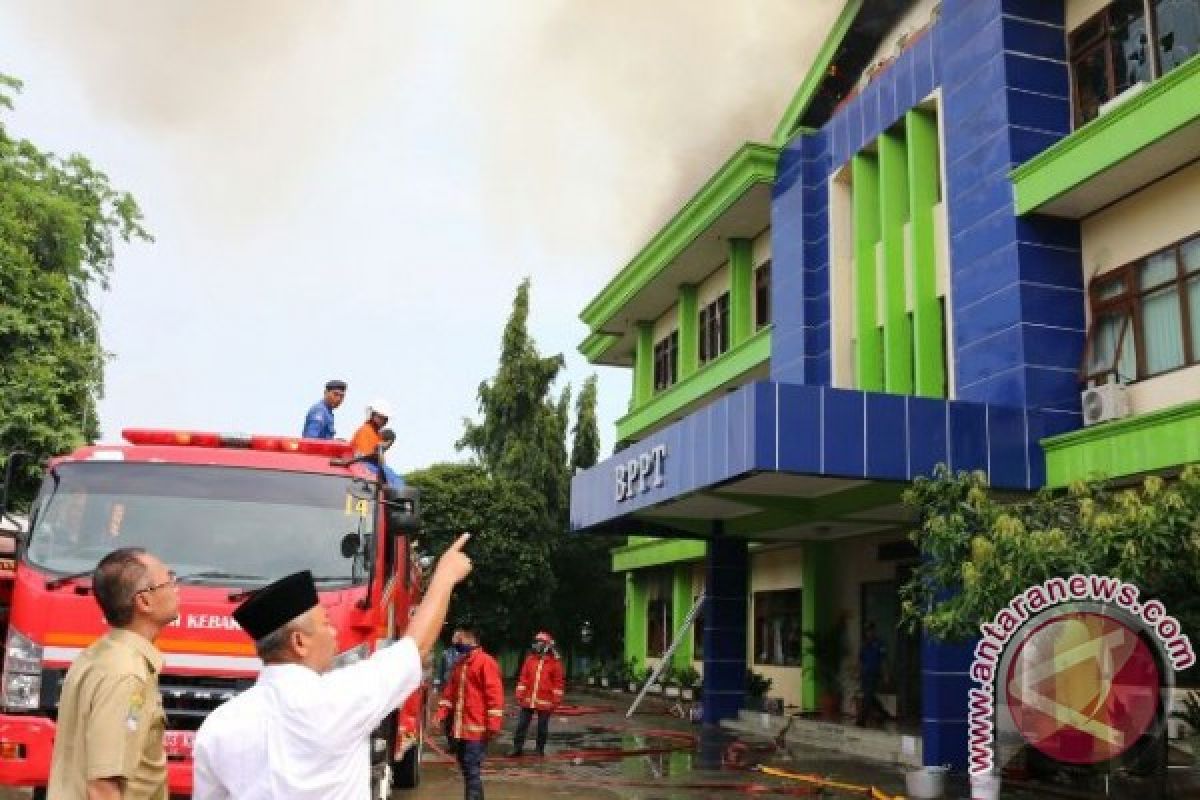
left=1070, top=1, right=1200, bottom=127
left=1085, top=233, right=1200, bottom=384
left=753, top=589, right=803, bottom=667
left=755, top=261, right=772, bottom=330
left=647, top=597, right=672, bottom=658
left=698, top=292, right=730, bottom=365
left=645, top=569, right=673, bottom=658
left=653, top=331, right=678, bottom=392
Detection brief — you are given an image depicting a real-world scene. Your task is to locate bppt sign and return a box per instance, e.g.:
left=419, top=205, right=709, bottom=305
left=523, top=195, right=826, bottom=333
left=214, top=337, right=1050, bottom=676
left=615, top=444, right=667, bottom=502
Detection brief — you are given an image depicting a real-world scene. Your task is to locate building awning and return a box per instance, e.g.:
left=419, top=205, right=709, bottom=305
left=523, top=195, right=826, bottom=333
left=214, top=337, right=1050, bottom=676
left=571, top=381, right=1069, bottom=539
left=1012, top=55, right=1200, bottom=219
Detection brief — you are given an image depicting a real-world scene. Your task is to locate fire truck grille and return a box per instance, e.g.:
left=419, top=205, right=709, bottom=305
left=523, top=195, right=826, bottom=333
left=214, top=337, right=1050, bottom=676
left=41, top=671, right=251, bottom=731
left=157, top=675, right=252, bottom=731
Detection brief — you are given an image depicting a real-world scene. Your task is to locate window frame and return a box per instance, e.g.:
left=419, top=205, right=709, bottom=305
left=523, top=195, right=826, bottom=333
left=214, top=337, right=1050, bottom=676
left=653, top=330, right=679, bottom=392
left=755, top=261, right=772, bottom=330
left=698, top=291, right=731, bottom=366
left=1068, top=0, right=1169, bottom=128
left=1084, top=231, right=1200, bottom=384
left=752, top=588, right=803, bottom=668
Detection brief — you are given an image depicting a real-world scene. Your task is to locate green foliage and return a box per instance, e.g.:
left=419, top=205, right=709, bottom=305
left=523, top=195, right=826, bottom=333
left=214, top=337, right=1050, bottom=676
left=407, top=463, right=556, bottom=651
left=802, top=614, right=847, bottom=691
left=745, top=669, right=773, bottom=698
left=570, top=374, right=600, bottom=472
left=1172, top=691, right=1200, bottom=734
left=457, top=278, right=569, bottom=525
left=0, top=74, right=150, bottom=506
left=452, top=279, right=624, bottom=663
left=900, top=464, right=1200, bottom=652
left=676, top=665, right=701, bottom=689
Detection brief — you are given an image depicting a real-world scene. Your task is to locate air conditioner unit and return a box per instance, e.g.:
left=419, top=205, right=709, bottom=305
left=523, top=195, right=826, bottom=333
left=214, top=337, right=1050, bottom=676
left=1098, top=80, right=1149, bottom=117
left=1081, top=382, right=1131, bottom=426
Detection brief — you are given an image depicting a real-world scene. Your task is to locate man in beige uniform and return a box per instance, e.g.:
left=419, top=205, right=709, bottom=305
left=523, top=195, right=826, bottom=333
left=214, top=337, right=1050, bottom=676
left=48, top=547, right=180, bottom=799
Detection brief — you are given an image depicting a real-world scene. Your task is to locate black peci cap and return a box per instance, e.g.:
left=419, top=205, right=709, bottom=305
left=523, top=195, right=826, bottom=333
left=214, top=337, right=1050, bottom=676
left=233, top=570, right=319, bottom=641
left=326, top=380, right=348, bottom=391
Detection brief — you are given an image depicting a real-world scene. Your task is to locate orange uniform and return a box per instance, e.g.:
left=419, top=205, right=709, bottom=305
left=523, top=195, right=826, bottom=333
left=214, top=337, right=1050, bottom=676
left=349, top=422, right=382, bottom=457
left=515, top=652, right=564, bottom=711
left=436, top=648, right=505, bottom=741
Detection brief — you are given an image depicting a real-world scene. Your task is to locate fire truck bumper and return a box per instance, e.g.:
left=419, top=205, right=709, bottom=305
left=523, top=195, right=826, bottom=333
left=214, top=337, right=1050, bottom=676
left=167, top=758, right=194, bottom=795
left=0, top=715, right=194, bottom=794
left=0, top=714, right=55, bottom=786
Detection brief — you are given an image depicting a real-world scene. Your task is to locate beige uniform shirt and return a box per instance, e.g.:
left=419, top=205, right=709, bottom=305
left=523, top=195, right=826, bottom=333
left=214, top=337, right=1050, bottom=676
left=47, top=628, right=167, bottom=799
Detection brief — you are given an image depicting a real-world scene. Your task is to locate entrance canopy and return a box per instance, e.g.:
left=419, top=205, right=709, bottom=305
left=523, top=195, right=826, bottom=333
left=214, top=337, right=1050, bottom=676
left=570, top=380, right=1061, bottom=539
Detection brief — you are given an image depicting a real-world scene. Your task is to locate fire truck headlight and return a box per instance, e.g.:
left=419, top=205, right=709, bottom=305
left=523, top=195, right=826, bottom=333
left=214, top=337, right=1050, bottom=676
left=1, top=629, right=43, bottom=711
left=4, top=629, right=42, bottom=675
left=2, top=674, right=40, bottom=711
left=332, top=643, right=370, bottom=670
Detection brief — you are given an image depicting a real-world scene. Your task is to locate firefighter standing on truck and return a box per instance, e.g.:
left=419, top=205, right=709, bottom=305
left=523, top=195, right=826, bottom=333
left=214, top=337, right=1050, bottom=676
left=349, top=398, right=391, bottom=457
left=301, top=379, right=346, bottom=439
left=435, top=628, right=504, bottom=800
left=510, top=631, right=564, bottom=757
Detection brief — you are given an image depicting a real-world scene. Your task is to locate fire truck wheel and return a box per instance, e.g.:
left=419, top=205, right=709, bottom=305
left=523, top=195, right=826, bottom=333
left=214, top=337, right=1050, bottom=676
left=392, top=731, right=422, bottom=789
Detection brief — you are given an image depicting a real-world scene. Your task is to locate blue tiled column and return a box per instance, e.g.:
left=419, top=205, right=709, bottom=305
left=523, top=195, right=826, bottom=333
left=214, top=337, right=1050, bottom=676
left=921, top=633, right=978, bottom=769
left=770, top=130, right=832, bottom=386
left=940, top=0, right=1085, bottom=459
left=702, top=537, right=748, bottom=724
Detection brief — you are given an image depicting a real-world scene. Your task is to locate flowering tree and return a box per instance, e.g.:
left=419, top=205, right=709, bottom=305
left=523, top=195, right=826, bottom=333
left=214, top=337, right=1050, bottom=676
left=899, top=464, right=1200, bottom=670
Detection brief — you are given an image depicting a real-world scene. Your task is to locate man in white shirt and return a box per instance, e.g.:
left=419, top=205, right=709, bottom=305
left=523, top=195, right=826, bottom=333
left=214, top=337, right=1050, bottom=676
left=192, top=533, right=473, bottom=800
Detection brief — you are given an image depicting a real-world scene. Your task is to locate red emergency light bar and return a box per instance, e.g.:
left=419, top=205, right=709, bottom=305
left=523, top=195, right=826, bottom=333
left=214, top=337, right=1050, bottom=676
left=121, top=429, right=353, bottom=459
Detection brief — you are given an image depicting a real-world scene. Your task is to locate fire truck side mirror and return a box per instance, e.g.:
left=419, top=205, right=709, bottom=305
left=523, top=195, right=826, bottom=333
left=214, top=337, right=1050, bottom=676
left=383, top=486, right=421, bottom=534
left=340, top=532, right=363, bottom=559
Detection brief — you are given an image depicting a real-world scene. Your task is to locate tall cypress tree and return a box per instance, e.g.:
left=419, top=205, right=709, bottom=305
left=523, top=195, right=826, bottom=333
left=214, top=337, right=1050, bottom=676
left=457, top=278, right=569, bottom=524
left=570, top=374, right=600, bottom=472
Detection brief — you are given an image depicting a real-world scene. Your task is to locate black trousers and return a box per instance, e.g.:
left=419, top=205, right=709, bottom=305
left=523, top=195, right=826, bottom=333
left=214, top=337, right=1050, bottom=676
left=512, top=707, right=551, bottom=754
left=450, top=738, right=486, bottom=800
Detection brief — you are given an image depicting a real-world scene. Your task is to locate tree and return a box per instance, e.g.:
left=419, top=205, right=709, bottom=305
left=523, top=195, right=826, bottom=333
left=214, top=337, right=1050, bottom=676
left=457, top=278, right=569, bottom=524
left=899, top=464, right=1200, bottom=668
left=407, top=463, right=556, bottom=652
left=550, top=371, right=623, bottom=664
left=570, top=374, right=600, bottom=472
left=0, top=75, right=150, bottom=506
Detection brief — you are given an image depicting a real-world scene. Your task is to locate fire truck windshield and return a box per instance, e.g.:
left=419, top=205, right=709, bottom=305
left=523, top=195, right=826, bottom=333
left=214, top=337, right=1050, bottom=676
left=25, top=462, right=374, bottom=586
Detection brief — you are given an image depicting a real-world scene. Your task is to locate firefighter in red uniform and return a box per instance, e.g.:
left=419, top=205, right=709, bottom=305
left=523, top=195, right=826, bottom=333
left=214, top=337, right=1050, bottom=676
left=509, top=631, right=564, bottom=757
left=435, top=627, right=504, bottom=800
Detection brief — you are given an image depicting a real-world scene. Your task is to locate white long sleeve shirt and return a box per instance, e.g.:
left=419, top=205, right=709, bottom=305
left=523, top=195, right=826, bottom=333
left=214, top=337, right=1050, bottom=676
left=192, top=636, right=421, bottom=800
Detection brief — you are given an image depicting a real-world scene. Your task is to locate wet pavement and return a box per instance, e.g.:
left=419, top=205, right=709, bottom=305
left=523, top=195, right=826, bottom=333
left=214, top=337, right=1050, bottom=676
left=4, top=690, right=1198, bottom=797
left=406, top=690, right=915, bottom=799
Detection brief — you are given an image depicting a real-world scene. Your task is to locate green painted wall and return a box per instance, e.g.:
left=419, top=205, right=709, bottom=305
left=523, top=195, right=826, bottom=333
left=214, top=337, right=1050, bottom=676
left=851, top=154, right=883, bottom=391
left=729, top=238, right=754, bottom=346
left=679, top=284, right=699, bottom=379
left=624, top=572, right=648, bottom=669
left=633, top=322, right=654, bottom=407
left=1043, top=399, right=1200, bottom=486
left=879, top=129, right=913, bottom=395
left=906, top=109, right=945, bottom=398
left=671, top=564, right=695, bottom=669
left=800, top=541, right=834, bottom=711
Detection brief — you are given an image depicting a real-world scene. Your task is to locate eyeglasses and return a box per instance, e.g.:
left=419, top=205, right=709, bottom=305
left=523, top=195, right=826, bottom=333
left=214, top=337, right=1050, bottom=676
left=136, top=570, right=178, bottom=595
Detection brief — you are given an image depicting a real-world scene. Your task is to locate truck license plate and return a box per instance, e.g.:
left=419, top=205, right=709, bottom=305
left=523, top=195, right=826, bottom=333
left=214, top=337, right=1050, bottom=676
left=164, top=730, right=195, bottom=759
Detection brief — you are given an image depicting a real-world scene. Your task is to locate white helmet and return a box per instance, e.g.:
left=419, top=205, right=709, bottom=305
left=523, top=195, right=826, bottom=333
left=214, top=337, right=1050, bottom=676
left=366, top=398, right=393, bottom=419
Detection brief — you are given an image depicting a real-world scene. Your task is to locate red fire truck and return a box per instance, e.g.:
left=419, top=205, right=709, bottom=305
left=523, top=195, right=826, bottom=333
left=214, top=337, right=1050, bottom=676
left=0, top=429, right=428, bottom=798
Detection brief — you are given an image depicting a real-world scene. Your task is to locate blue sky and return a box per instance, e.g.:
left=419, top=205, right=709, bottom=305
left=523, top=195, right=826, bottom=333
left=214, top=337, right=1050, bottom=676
left=0, top=1, right=836, bottom=473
